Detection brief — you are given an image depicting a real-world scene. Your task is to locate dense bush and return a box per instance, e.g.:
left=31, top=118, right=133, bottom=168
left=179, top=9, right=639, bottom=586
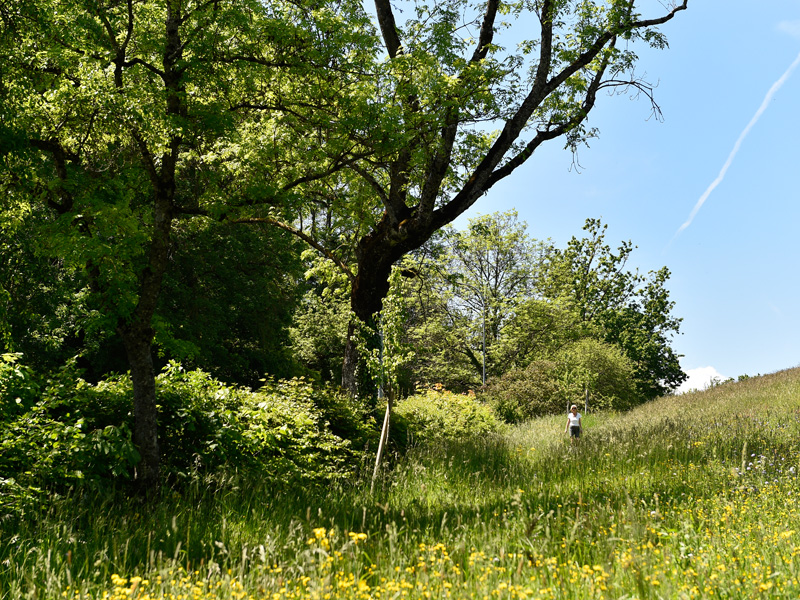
left=0, top=358, right=377, bottom=519
left=0, top=359, right=140, bottom=518
left=232, top=376, right=375, bottom=484
left=481, top=339, right=641, bottom=424
left=480, top=360, right=562, bottom=423
left=391, top=387, right=504, bottom=448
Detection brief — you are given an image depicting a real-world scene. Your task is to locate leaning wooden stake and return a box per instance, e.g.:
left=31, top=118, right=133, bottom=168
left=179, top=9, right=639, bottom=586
left=371, top=390, right=392, bottom=494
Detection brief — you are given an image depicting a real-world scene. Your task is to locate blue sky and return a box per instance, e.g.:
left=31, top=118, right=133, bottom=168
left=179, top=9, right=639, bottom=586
left=458, top=1, right=800, bottom=392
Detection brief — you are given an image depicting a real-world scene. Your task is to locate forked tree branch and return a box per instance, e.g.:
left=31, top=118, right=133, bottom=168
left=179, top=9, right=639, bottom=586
left=432, top=0, right=688, bottom=227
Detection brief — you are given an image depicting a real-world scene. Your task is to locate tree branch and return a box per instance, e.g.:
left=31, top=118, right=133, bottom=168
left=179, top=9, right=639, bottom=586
left=28, top=138, right=78, bottom=213
left=122, top=57, right=166, bottom=78
left=471, top=0, right=500, bottom=62
left=373, top=0, right=404, bottom=58
left=415, top=0, right=503, bottom=223
left=487, top=38, right=613, bottom=188
left=631, top=0, right=689, bottom=28
left=129, top=129, right=160, bottom=189
left=281, top=149, right=374, bottom=192
left=233, top=217, right=355, bottom=282
left=352, top=164, right=390, bottom=206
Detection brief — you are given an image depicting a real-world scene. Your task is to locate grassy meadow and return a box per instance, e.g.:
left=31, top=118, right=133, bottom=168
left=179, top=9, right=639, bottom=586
left=3, top=368, right=800, bottom=599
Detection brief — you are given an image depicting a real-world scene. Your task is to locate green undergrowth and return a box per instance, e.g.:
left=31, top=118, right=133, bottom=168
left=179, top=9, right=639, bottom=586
left=2, top=367, right=800, bottom=599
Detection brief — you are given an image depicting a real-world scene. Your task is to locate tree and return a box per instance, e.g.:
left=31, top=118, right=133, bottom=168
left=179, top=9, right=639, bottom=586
left=442, top=210, right=545, bottom=384
left=397, top=210, right=549, bottom=389
left=0, top=0, right=374, bottom=491
left=399, top=266, right=480, bottom=391
left=311, top=0, right=690, bottom=391
left=490, top=297, right=583, bottom=373
left=0, top=212, right=95, bottom=374
left=542, top=218, right=686, bottom=398
left=555, top=338, right=639, bottom=412
left=599, top=267, right=686, bottom=398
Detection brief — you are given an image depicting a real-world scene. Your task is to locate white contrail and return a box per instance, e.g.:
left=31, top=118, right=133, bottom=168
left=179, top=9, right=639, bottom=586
left=673, top=48, right=800, bottom=239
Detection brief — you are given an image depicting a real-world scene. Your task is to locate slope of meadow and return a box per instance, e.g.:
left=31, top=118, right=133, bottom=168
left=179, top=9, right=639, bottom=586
left=3, top=368, right=800, bottom=599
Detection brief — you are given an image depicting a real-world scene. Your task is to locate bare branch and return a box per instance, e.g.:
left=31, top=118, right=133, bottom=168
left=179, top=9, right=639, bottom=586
left=631, top=0, right=689, bottom=28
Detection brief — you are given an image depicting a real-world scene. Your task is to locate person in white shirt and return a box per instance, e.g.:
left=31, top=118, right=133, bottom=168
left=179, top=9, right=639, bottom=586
left=564, top=404, right=582, bottom=441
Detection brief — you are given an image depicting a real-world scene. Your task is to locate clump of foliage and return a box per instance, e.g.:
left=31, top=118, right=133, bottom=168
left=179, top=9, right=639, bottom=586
left=0, top=356, right=140, bottom=518
left=480, top=359, right=562, bottom=423
left=0, top=357, right=376, bottom=519
left=481, top=339, right=640, bottom=424
left=0, top=353, right=40, bottom=420
left=391, top=386, right=504, bottom=449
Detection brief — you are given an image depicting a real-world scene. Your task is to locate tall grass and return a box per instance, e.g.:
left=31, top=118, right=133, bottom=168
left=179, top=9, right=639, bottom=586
left=2, top=368, right=800, bottom=599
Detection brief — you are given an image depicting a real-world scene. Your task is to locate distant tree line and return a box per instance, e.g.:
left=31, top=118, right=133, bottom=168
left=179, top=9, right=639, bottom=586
left=294, top=212, right=686, bottom=417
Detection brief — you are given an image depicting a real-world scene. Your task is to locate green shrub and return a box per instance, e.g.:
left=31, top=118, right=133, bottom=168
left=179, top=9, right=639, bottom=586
left=154, top=365, right=376, bottom=483
left=480, top=360, right=562, bottom=423
left=0, top=359, right=377, bottom=519
left=0, top=360, right=140, bottom=499
left=240, top=377, right=374, bottom=484
left=392, top=387, right=504, bottom=448
left=154, top=363, right=251, bottom=478
left=0, top=352, right=40, bottom=422
left=481, top=340, right=641, bottom=423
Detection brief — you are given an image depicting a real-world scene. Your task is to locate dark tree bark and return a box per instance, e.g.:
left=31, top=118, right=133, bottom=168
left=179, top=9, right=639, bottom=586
left=118, top=189, right=174, bottom=490
left=121, top=327, right=160, bottom=487
left=339, top=0, right=689, bottom=392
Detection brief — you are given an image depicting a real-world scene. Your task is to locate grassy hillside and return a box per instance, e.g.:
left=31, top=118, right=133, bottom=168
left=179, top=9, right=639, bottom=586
left=3, top=368, right=800, bottom=599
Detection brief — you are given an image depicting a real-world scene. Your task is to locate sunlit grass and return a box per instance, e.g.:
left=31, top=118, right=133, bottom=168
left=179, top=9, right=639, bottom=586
left=2, top=368, right=800, bottom=598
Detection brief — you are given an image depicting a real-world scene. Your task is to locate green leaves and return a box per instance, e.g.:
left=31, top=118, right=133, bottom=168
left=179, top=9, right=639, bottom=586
left=543, top=218, right=685, bottom=399
left=354, top=266, right=416, bottom=399
left=393, top=386, right=504, bottom=447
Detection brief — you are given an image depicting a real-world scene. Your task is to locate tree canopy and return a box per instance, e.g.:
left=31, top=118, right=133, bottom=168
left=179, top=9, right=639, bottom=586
left=259, top=0, right=690, bottom=391
left=1, top=0, right=690, bottom=492
left=0, top=0, right=377, bottom=489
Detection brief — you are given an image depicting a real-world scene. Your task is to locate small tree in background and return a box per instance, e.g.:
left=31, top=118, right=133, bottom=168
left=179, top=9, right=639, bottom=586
left=556, top=338, right=639, bottom=413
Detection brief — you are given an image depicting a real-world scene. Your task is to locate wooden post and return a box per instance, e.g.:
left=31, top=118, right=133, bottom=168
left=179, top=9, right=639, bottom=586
left=370, top=327, right=388, bottom=494
left=370, top=391, right=392, bottom=494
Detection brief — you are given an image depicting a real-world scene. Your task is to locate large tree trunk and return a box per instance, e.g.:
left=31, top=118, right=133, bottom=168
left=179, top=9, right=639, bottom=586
left=121, top=193, right=174, bottom=493
left=121, top=327, right=160, bottom=490
left=341, top=221, right=419, bottom=394
left=119, top=0, right=181, bottom=489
